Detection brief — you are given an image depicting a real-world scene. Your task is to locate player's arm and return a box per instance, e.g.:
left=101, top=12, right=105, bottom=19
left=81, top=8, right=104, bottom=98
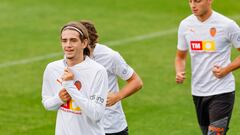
left=212, top=21, right=240, bottom=78
left=213, top=48, right=240, bottom=78
left=42, top=66, right=65, bottom=111
left=62, top=68, right=108, bottom=121
left=175, top=21, right=188, bottom=84
left=175, top=50, right=187, bottom=84
left=106, top=52, right=143, bottom=107
left=107, top=72, right=143, bottom=107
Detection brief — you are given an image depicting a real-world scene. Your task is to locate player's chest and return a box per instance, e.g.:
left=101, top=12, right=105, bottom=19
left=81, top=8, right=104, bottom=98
left=53, top=71, right=93, bottom=95
left=185, top=25, right=229, bottom=52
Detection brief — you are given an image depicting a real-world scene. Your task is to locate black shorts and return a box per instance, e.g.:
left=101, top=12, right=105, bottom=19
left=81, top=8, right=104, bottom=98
left=105, top=127, right=128, bottom=135
left=193, top=92, right=235, bottom=134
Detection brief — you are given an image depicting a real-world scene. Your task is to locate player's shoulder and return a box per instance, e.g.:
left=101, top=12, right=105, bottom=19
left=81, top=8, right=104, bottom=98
left=180, top=14, right=195, bottom=25
left=212, top=11, right=238, bottom=31
left=85, top=56, right=106, bottom=72
left=212, top=11, right=235, bottom=23
left=45, top=59, right=65, bottom=70
left=94, top=43, right=119, bottom=59
left=178, top=14, right=196, bottom=30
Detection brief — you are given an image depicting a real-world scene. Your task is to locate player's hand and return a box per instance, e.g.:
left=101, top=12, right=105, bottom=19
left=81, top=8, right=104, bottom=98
left=106, top=92, right=121, bottom=107
left=62, top=68, right=74, bottom=81
left=59, top=88, right=71, bottom=102
left=176, top=71, right=186, bottom=84
left=212, top=65, right=228, bottom=79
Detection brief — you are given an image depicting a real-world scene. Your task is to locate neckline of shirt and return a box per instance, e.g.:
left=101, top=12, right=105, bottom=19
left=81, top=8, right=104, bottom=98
left=194, top=11, right=216, bottom=24
left=63, top=56, right=90, bottom=68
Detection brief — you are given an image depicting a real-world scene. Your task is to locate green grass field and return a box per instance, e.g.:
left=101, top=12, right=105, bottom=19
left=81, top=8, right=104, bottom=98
left=0, top=0, right=240, bottom=134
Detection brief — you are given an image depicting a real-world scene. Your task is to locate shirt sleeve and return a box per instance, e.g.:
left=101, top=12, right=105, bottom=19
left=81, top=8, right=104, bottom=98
left=112, top=52, right=134, bottom=80
left=62, top=68, right=108, bottom=121
left=227, top=21, right=240, bottom=48
left=42, top=65, right=64, bottom=111
left=177, top=21, right=188, bottom=51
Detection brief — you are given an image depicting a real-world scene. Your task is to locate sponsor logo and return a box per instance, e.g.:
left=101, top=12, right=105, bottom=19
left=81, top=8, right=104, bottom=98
left=208, top=125, right=224, bottom=135
left=61, top=99, right=81, bottom=112
left=190, top=41, right=202, bottom=50
left=190, top=40, right=216, bottom=52
left=57, top=79, right=82, bottom=114
left=90, top=95, right=104, bottom=104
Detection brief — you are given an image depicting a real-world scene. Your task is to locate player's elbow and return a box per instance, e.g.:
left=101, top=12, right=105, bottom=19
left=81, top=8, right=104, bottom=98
left=42, top=103, right=52, bottom=111
left=130, top=73, right=143, bottom=90
left=134, top=73, right=143, bottom=90
left=42, top=103, right=50, bottom=111
left=42, top=101, right=58, bottom=111
left=136, top=78, right=143, bottom=90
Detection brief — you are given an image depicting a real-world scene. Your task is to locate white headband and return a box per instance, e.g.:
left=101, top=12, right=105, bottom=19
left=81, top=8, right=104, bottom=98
left=63, top=26, right=84, bottom=36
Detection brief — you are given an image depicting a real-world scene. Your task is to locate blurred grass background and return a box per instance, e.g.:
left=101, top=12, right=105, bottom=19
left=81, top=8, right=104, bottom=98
left=0, top=0, right=239, bottom=134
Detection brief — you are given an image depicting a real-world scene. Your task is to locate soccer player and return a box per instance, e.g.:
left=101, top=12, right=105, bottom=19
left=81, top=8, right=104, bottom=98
left=42, top=21, right=108, bottom=135
left=175, top=0, right=240, bottom=135
left=80, top=20, right=143, bottom=135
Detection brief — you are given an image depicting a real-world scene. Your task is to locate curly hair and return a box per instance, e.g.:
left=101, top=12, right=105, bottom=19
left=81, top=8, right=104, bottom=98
left=80, top=20, right=99, bottom=49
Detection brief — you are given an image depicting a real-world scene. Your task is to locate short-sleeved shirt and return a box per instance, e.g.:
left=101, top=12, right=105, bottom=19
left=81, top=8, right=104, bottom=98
left=93, top=44, right=134, bottom=133
left=177, top=11, right=240, bottom=96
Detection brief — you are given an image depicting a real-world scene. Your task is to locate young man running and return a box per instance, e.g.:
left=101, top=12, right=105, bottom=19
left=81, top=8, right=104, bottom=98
left=175, top=0, right=240, bottom=134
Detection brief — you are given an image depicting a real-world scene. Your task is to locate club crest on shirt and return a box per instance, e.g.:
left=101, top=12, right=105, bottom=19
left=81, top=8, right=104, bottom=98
left=74, top=80, right=82, bottom=90
left=190, top=40, right=216, bottom=52
left=210, top=27, right=217, bottom=37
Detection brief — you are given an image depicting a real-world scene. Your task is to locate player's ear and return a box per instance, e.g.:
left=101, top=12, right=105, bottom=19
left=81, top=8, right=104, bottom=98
left=82, top=39, right=88, bottom=49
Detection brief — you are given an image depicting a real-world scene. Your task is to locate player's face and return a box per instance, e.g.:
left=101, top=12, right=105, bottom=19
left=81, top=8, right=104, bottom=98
left=61, top=29, right=87, bottom=59
left=189, top=0, right=212, bottom=17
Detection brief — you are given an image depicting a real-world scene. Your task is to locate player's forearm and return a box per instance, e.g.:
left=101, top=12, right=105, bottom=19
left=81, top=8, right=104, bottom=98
left=62, top=80, right=106, bottom=121
left=224, top=56, right=240, bottom=74
left=118, top=73, right=143, bottom=100
left=42, top=95, right=64, bottom=111
left=175, top=50, right=187, bottom=73
left=175, top=57, right=186, bottom=73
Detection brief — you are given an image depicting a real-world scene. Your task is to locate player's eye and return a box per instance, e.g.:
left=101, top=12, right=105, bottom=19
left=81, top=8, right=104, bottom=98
left=71, top=38, right=78, bottom=42
left=195, top=0, right=201, bottom=3
left=61, top=39, right=67, bottom=43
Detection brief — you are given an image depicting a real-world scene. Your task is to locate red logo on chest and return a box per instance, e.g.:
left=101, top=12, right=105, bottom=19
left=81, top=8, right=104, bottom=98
left=190, top=41, right=202, bottom=50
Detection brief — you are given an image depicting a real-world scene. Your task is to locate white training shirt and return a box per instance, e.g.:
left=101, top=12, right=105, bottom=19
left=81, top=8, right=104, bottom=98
left=92, top=44, right=134, bottom=133
left=178, top=11, right=240, bottom=96
left=42, top=56, right=108, bottom=135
